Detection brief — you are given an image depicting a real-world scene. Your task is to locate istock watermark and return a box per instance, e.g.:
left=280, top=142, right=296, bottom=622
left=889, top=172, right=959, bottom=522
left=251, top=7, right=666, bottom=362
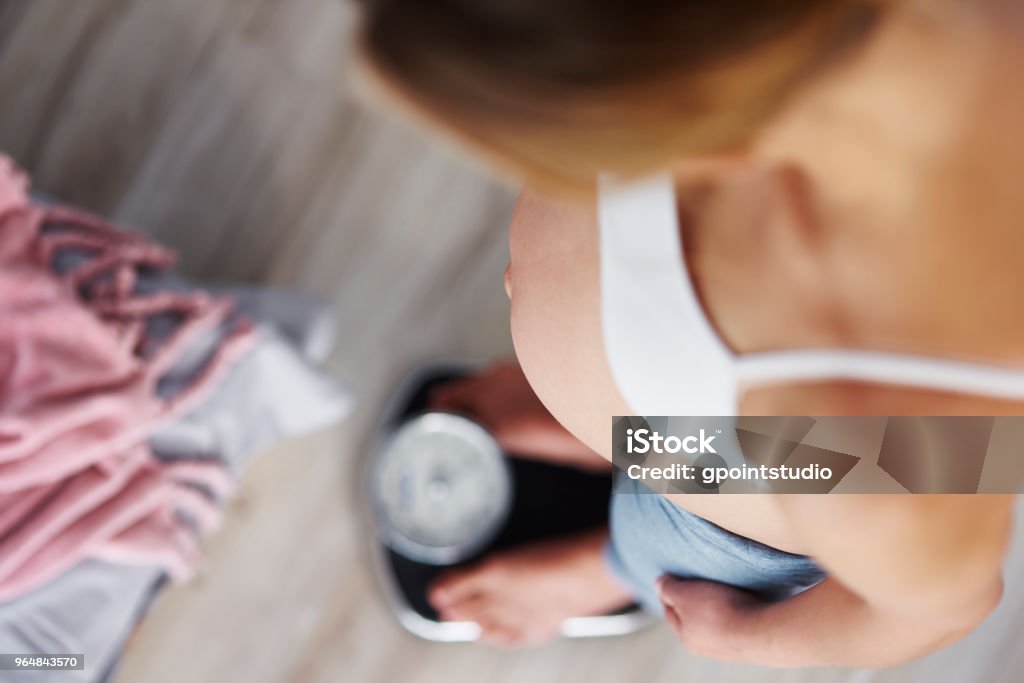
left=624, top=427, right=718, bottom=454
left=612, top=416, right=1024, bottom=494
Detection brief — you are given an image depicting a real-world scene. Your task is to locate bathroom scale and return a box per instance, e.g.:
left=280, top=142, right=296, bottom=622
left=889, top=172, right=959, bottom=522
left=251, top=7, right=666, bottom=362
left=363, top=362, right=653, bottom=642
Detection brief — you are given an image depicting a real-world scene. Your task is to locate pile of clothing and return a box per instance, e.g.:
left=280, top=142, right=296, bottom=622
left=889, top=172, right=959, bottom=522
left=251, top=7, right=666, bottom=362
left=0, top=156, right=351, bottom=681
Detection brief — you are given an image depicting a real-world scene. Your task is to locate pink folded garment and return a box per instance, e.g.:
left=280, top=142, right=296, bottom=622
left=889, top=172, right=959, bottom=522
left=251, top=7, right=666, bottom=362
left=0, top=445, right=235, bottom=602
left=0, top=263, right=251, bottom=491
left=0, top=154, right=254, bottom=600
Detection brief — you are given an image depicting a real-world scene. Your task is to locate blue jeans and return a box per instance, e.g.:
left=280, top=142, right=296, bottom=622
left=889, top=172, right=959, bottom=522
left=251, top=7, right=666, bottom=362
left=605, top=472, right=825, bottom=612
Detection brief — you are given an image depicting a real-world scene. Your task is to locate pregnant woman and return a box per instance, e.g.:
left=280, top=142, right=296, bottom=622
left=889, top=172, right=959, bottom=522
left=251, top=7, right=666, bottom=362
left=356, top=0, right=1021, bottom=666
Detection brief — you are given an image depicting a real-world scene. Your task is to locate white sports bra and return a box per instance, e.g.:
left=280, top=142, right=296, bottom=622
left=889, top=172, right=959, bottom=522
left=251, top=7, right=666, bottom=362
left=598, top=173, right=1024, bottom=415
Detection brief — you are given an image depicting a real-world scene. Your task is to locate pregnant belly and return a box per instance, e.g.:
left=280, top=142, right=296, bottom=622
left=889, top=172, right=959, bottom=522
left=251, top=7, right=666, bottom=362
left=507, top=190, right=809, bottom=555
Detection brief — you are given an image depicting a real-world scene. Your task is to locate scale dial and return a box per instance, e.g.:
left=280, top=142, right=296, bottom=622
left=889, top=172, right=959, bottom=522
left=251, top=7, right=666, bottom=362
left=371, top=413, right=512, bottom=565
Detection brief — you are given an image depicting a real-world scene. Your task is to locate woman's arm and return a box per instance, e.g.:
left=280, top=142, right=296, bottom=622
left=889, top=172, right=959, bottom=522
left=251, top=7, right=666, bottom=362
left=659, top=494, right=1014, bottom=668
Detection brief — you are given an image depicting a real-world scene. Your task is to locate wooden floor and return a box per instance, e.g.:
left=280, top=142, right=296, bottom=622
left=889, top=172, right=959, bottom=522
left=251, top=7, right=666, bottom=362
left=1, top=2, right=1022, bottom=682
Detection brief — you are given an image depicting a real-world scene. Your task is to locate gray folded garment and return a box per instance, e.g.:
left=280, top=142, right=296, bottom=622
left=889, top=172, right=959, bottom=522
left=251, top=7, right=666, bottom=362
left=0, top=283, right=352, bottom=683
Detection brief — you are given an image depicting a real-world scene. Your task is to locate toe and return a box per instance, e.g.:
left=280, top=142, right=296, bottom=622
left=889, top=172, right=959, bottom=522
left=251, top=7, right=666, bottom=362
left=462, top=601, right=556, bottom=648
left=474, top=613, right=524, bottom=648
left=438, top=595, right=489, bottom=622
left=428, top=565, right=496, bottom=610
left=480, top=626, right=521, bottom=648
left=440, top=597, right=522, bottom=643
left=439, top=598, right=528, bottom=648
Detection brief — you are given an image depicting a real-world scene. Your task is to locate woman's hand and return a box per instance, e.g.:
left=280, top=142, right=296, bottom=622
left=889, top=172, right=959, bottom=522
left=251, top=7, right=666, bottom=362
left=657, top=577, right=763, bottom=662
left=657, top=558, right=1005, bottom=669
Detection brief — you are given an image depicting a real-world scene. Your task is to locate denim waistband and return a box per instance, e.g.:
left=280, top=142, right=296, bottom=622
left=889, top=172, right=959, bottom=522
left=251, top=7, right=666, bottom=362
left=605, top=471, right=826, bottom=612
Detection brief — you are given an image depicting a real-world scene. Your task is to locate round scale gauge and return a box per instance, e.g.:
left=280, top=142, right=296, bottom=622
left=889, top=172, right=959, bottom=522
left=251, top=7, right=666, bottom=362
left=370, top=412, right=513, bottom=565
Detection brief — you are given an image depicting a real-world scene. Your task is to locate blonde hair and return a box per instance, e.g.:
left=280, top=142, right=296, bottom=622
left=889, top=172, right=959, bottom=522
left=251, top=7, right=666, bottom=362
left=358, top=0, right=882, bottom=193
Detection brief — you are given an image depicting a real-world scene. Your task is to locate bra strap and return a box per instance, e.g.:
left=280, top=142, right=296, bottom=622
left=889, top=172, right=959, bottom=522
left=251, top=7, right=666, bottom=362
left=736, top=349, right=1024, bottom=400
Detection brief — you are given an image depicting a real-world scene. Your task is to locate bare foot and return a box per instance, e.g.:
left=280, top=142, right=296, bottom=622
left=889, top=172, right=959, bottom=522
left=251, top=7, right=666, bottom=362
left=429, top=361, right=610, bottom=473
left=428, top=528, right=633, bottom=647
